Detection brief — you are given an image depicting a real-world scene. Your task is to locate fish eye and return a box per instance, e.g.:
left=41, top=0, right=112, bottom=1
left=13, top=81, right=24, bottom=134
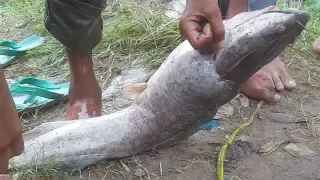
left=275, top=24, right=286, bottom=33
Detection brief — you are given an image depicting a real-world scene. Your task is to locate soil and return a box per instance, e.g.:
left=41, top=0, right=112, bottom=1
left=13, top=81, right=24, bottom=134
left=1, top=2, right=320, bottom=180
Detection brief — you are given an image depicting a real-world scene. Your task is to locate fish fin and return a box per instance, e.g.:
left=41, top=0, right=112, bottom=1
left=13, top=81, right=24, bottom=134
left=23, top=121, right=74, bottom=141
left=122, top=83, right=147, bottom=99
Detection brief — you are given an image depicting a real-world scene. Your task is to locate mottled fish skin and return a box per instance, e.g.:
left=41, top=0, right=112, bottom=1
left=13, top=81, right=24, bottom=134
left=9, top=7, right=309, bottom=170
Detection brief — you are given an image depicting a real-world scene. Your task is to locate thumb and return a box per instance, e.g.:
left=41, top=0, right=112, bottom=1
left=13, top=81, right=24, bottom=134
left=207, top=10, right=225, bottom=49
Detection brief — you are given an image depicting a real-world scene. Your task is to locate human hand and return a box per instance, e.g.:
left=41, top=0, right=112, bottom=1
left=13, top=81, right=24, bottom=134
left=179, top=0, right=225, bottom=54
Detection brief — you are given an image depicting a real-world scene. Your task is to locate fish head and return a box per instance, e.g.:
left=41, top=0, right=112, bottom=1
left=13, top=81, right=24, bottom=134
left=215, top=6, right=309, bottom=84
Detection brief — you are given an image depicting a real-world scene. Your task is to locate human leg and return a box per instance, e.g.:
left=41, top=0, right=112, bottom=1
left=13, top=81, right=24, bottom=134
left=0, top=67, right=24, bottom=177
left=44, top=0, right=107, bottom=120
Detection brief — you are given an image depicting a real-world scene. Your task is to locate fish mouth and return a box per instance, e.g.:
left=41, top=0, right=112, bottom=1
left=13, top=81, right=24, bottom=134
left=265, top=9, right=309, bottom=44
left=215, top=9, right=309, bottom=84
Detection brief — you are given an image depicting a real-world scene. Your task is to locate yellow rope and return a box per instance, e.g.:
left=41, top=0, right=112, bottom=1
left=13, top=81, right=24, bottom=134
left=217, top=100, right=264, bottom=180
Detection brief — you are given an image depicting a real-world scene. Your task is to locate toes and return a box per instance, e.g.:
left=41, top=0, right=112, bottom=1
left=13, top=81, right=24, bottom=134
left=261, top=88, right=281, bottom=103
left=279, top=71, right=296, bottom=90
left=265, top=57, right=296, bottom=90
left=240, top=77, right=280, bottom=103
left=271, top=73, right=284, bottom=92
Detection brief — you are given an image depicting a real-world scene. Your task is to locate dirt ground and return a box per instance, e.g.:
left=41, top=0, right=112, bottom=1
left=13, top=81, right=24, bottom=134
left=1, top=2, right=320, bottom=180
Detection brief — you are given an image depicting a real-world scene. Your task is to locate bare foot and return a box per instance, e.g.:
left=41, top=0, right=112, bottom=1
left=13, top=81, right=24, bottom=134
left=66, top=83, right=102, bottom=120
left=314, top=37, right=320, bottom=56
left=66, top=49, right=102, bottom=120
left=240, top=57, right=296, bottom=103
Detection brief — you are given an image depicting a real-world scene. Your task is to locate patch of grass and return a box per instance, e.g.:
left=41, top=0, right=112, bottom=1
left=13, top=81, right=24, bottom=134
left=277, top=0, right=320, bottom=51
left=3, top=0, right=317, bottom=74
left=3, top=0, right=67, bottom=81
left=3, top=0, right=182, bottom=76
left=12, top=156, right=72, bottom=180
left=4, top=0, right=44, bottom=29
left=97, top=2, right=182, bottom=68
left=276, top=0, right=320, bottom=88
left=3, top=0, right=319, bottom=73
left=277, top=0, right=320, bottom=138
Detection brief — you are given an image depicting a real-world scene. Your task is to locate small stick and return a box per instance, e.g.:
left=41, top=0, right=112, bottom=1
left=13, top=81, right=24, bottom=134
left=159, top=161, right=163, bottom=176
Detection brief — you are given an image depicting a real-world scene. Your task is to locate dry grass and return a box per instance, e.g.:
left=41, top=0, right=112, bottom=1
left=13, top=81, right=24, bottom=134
left=12, top=157, right=71, bottom=180
left=275, top=0, right=320, bottom=137
left=3, top=0, right=182, bottom=82
left=98, top=2, right=182, bottom=68
left=279, top=0, right=320, bottom=86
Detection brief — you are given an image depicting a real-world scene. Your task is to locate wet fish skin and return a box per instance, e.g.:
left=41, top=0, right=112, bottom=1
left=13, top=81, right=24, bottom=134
left=9, top=7, right=309, bottom=169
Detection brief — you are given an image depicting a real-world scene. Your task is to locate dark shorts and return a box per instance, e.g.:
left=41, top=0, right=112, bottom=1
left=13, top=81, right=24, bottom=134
left=44, top=0, right=277, bottom=54
left=44, top=0, right=107, bottom=55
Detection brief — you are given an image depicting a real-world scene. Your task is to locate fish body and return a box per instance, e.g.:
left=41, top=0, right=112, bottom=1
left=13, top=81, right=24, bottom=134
left=9, top=6, right=309, bottom=169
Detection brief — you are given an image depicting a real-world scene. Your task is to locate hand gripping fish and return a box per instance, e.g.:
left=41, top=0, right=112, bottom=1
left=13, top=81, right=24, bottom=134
left=9, top=6, right=309, bottom=169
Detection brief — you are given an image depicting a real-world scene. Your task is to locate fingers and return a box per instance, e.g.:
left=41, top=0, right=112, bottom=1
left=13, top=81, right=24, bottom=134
left=179, top=18, right=219, bottom=54
left=10, top=136, right=24, bottom=157
left=207, top=6, right=225, bottom=49
left=199, top=24, right=220, bottom=53
left=179, top=18, right=204, bottom=50
left=179, top=18, right=224, bottom=53
left=179, top=0, right=226, bottom=54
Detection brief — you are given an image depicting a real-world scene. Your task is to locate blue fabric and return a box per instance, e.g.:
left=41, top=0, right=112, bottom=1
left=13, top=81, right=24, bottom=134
left=248, top=0, right=278, bottom=11
left=200, top=120, right=221, bottom=130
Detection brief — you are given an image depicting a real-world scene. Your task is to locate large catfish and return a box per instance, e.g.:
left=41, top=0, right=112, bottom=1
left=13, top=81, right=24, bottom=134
left=9, top=6, right=309, bottom=169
